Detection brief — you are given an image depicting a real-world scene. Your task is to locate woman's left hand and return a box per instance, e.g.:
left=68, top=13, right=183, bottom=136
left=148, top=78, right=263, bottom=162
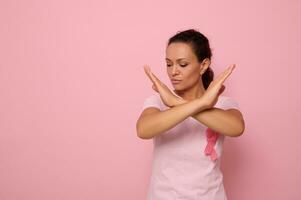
left=143, top=65, right=184, bottom=107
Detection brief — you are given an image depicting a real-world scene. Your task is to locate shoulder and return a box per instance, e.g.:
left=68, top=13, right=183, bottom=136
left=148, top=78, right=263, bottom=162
left=141, top=93, right=163, bottom=111
left=215, top=95, right=240, bottom=110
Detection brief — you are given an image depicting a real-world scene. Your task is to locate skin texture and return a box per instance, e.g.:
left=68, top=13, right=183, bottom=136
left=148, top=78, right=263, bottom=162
left=136, top=42, right=245, bottom=139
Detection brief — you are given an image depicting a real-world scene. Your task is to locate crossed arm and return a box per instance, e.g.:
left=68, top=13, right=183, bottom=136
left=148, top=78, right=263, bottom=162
left=136, top=98, right=245, bottom=139
left=191, top=107, right=245, bottom=137
left=179, top=97, right=245, bottom=137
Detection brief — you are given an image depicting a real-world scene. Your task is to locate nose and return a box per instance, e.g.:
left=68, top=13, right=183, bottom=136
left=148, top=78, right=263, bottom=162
left=171, top=66, right=180, bottom=76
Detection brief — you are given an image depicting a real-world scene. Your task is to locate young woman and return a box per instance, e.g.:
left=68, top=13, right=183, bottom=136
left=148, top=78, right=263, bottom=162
left=136, top=29, right=245, bottom=200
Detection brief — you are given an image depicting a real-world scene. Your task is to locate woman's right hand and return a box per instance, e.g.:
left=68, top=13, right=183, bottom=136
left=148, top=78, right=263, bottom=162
left=143, top=64, right=184, bottom=107
left=200, top=64, right=236, bottom=109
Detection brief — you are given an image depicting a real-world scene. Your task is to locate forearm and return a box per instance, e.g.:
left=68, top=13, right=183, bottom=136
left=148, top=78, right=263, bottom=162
left=192, top=108, right=244, bottom=137
left=137, top=98, right=207, bottom=139
left=175, top=99, right=244, bottom=137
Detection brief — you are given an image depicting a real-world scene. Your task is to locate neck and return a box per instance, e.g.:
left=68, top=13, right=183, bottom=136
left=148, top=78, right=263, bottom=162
left=174, top=81, right=206, bottom=101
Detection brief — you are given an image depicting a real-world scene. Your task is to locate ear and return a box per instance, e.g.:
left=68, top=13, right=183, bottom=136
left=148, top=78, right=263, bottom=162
left=199, top=58, right=211, bottom=75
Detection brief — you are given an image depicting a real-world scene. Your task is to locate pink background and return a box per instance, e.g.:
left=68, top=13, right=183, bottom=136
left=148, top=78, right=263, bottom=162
left=1, top=0, right=300, bottom=199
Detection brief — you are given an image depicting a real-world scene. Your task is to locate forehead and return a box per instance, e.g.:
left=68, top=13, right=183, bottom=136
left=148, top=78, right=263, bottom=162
left=165, top=42, right=195, bottom=60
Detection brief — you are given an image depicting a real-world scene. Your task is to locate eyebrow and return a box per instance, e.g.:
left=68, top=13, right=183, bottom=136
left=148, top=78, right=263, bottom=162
left=165, top=58, right=188, bottom=61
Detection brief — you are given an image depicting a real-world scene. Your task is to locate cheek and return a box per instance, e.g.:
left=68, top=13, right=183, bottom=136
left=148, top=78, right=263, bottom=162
left=166, top=68, right=171, bottom=74
left=183, top=69, right=198, bottom=80
left=183, top=70, right=200, bottom=85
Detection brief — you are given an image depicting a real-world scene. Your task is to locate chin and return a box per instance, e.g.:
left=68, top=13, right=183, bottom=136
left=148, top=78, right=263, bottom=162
left=173, top=86, right=184, bottom=92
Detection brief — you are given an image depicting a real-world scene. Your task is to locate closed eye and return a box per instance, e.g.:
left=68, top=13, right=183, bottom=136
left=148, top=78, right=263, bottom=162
left=166, top=64, right=187, bottom=67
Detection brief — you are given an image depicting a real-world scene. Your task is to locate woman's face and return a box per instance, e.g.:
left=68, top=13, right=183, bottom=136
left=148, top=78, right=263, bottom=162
left=165, top=42, right=206, bottom=90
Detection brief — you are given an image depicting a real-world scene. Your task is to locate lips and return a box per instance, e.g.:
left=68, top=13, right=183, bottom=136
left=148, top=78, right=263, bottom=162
left=171, top=79, right=181, bottom=84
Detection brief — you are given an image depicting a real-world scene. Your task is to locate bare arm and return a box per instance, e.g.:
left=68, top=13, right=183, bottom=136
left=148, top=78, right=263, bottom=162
left=136, top=98, right=208, bottom=139
left=139, top=64, right=243, bottom=138
left=192, top=107, right=245, bottom=137
left=174, top=99, right=245, bottom=137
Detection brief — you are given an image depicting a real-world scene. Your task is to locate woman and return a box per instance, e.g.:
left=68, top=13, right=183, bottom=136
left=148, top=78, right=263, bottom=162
left=136, top=29, right=245, bottom=200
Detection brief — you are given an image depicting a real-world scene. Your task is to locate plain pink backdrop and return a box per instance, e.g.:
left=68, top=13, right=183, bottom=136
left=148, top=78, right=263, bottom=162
left=1, top=0, right=300, bottom=199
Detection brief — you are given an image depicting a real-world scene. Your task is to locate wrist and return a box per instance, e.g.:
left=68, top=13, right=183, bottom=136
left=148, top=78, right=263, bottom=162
left=195, top=98, right=210, bottom=112
left=172, top=98, right=208, bottom=112
left=177, top=98, right=187, bottom=105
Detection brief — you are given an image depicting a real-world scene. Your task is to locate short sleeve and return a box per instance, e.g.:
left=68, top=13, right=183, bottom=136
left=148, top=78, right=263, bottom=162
left=217, top=96, right=240, bottom=110
left=141, top=93, right=162, bottom=111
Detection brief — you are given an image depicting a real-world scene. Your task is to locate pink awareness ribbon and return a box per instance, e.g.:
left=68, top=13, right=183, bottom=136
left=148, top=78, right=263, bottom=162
left=204, top=128, right=219, bottom=161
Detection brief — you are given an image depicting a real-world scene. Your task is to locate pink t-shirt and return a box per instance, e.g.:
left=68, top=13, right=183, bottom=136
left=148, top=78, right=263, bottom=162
left=141, top=93, right=240, bottom=200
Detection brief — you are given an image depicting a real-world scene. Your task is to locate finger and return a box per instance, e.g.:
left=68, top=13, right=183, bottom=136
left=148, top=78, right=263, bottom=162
left=216, top=64, right=235, bottom=84
left=143, top=65, right=155, bottom=84
left=143, top=65, right=152, bottom=79
left=150, top=72, right=163, bottom=86
left=216, top=64, right=235, bottom=81
left=143, top=65, right=163, bottom=87
left=152, top=84, right=158, bottom=92
left=148, top=70, right=161, bottom=86
left=218, top=85, right=226, bottom=96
